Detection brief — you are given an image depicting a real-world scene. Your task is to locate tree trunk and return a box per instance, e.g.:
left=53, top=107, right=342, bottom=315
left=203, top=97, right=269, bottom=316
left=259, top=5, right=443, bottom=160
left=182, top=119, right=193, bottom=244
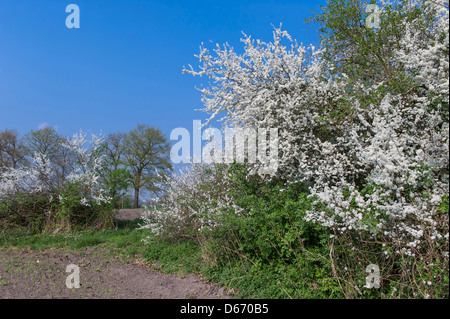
left=134, top=188, right=140, bottom=208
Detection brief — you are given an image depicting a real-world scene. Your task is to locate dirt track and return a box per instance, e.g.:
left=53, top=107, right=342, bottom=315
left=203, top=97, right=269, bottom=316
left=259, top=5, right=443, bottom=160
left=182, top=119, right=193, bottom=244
left=0, top=248, right=229, bottom=299
left=0, top=209, right=230, bottom=299
left=114, top=208, right=148, bottom=221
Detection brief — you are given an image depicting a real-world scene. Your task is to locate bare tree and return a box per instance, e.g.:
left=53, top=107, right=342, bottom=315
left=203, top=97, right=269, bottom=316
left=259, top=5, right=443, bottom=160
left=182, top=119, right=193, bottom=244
left=106, top=132, right=125, bottom=171
left=22, top=127, right=74, bottom=188
left=0, top=129, right=25, bottom=171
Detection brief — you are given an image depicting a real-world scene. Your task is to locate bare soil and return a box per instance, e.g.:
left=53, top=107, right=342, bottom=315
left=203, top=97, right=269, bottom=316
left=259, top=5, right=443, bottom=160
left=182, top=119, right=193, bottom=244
left=0, top=209, right=230, bottom=299
left=0, top=248, right=229, bottom=299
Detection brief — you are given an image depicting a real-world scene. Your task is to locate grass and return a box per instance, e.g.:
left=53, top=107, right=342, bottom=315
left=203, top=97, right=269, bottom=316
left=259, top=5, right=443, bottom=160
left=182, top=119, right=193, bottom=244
left=0, top=219, right=151, bottom=259
left=1, top=219, right=207, bottom=281
left=0, top=220, right=274, bottom=298
left=143, top=238, right=202, bottom=275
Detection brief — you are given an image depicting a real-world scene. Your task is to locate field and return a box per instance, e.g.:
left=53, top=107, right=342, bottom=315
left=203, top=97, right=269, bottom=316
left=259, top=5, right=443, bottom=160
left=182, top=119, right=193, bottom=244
left=0, top=209, right=230, bottom=299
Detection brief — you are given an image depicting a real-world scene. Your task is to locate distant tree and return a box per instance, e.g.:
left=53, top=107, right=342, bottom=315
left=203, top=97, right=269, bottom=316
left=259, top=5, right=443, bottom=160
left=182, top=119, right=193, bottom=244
left=105, top=132, right=125, bottom=170
left=23, top=127, right=62, bottom=159
left=105, top=167, right=132, bottom=208
left=122, top=124, right=172, bottom=208
left=98, top=133, right=131, bottom=208
left=22, top=127, right=74, bottom=188
left=0, top=129, right=25, bottom=171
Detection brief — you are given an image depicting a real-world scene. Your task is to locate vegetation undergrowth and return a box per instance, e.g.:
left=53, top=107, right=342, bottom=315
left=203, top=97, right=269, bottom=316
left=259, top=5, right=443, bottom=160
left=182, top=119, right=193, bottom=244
left=0, top=219, right=150, bottom=260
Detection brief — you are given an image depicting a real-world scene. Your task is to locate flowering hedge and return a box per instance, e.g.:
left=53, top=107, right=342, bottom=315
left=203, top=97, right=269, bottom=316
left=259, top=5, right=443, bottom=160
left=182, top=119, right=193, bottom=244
left=147, top=0, right=448, bottom=298
left=0, top=131, right=113, bottom=232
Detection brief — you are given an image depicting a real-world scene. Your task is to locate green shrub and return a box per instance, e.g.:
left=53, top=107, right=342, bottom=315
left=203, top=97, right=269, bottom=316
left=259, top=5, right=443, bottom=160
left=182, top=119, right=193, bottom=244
left=0, top=181, right=114, bottom=234
left=0, top=193, right=50, bottom=233
left=196, top=164, right=342, bottom=298
left=143, top=238, right=202, bottom=275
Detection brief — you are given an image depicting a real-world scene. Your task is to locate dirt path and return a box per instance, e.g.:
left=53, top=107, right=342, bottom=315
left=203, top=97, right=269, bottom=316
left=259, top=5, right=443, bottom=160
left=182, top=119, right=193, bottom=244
left=0, top=209, right=230, bottom=299
left=114, top=208, right=148, bottom=221
left=0, top=247, right=229, bottom=299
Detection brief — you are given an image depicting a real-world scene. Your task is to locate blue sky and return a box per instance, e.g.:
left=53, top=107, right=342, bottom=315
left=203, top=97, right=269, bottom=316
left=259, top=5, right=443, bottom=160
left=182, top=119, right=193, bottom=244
left=0, top=0, right=323, bottom=141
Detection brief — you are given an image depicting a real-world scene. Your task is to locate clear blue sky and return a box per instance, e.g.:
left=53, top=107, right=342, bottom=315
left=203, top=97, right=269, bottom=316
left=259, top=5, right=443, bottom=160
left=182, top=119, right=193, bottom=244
left=0, top=0, right=323, bottom=140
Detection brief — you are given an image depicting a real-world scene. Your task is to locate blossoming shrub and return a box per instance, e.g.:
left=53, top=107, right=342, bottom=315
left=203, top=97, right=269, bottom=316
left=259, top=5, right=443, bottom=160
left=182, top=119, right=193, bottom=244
left=145, top=0, right=448, bottom=298
left=141, top=162, right=337, bottom=297
left=51, top=180, right=113, bottom=232
left=142, top=163, right=234, bottom=242
left=199, top=164, right=345, bottom=298
left=0, top=131, right=113, bottom=233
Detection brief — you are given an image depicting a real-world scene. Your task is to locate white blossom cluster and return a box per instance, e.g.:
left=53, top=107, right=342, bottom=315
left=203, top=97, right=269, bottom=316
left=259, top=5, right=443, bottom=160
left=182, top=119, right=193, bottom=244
left=142, top=163, right=239, bottom=237
left=0, top=130, right=111, bottom=206
left=183, top=27, right=342, bottom=181
left=305, top=1, right=449, bottom=255
left=0, top=153, right=53, bottom=199
left=183, top=0, right=449, bottom=256
left=61, top=130, right=111, bottom=205
left=305, top=93, right=448, bottom=250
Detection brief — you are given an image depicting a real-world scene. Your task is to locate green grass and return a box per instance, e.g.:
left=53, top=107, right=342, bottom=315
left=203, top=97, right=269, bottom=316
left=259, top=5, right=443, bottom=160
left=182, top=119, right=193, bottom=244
left=0, top=218, right=301, bottom=298
left=0, top=218, right=151, bottom=258
left=143, top=238, right=202, bottom=275
left=0, top=222, right=328, bottom=298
